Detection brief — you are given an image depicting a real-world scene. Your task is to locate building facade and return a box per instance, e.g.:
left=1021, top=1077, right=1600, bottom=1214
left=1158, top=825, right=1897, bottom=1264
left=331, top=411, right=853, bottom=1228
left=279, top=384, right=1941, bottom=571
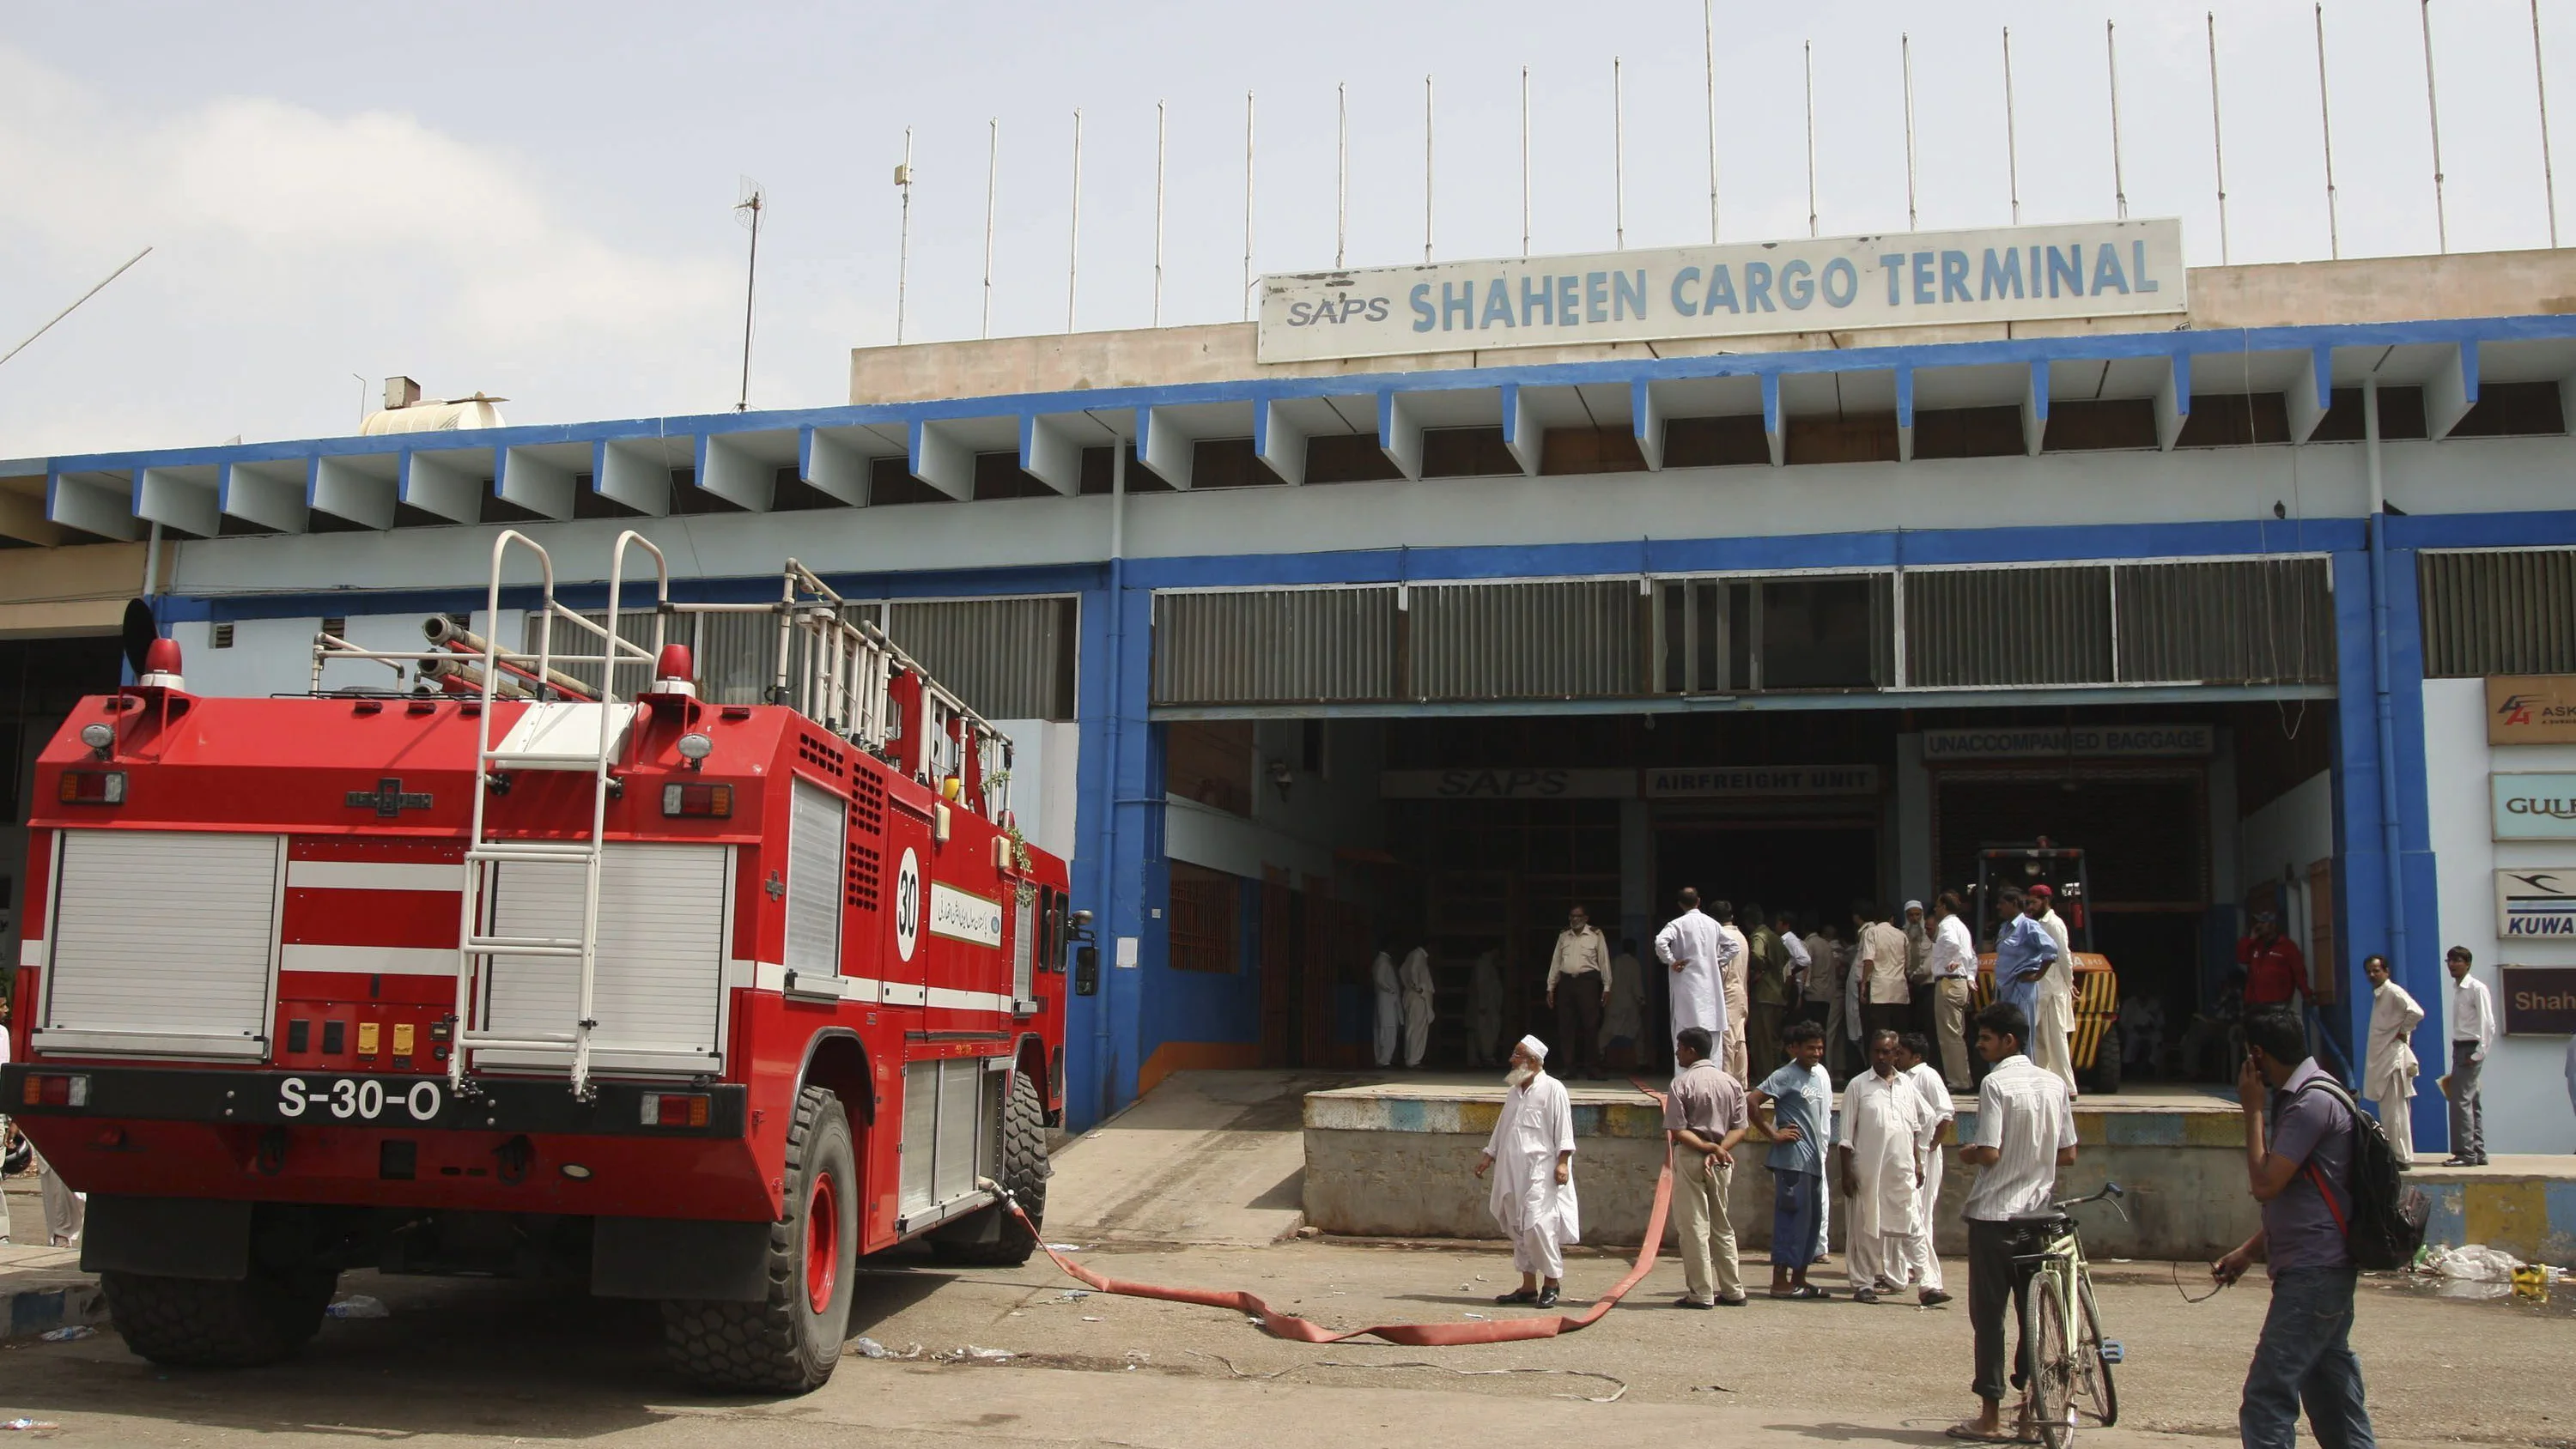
left=10, top=241, right=2576, bottom=1149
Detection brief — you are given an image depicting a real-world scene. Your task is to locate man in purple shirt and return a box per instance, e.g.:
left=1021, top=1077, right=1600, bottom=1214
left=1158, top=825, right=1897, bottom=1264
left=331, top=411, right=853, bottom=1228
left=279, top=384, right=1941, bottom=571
left=2213, top=1007, right=2377, bottom=1449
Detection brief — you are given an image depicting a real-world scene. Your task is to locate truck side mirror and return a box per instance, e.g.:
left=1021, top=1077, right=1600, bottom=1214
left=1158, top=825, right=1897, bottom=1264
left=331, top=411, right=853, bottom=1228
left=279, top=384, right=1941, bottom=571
left=1074, top=945, right=1100, bottom=997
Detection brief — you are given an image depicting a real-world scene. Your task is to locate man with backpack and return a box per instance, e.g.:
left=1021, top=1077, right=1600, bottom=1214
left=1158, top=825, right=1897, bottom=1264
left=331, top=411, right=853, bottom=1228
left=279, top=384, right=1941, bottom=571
left=2213, top=1006, right=2382, bottom=1449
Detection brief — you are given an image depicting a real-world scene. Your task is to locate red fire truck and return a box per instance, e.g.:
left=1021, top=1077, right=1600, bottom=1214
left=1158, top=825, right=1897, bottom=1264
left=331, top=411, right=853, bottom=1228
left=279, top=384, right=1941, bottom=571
left=3, top=533, right=1086, bottom=1392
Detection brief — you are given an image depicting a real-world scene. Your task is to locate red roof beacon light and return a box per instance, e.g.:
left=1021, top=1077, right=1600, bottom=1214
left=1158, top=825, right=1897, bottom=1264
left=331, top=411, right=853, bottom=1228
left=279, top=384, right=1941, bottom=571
left=651, top=644, right=696, bottom=698
left=137, top=636, right=185, bottom=690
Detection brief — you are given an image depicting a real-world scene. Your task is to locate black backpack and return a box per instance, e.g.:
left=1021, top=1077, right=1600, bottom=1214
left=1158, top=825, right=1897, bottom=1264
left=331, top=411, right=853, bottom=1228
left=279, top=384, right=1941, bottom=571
left=2288, top=1077, right=2429, bottom=1271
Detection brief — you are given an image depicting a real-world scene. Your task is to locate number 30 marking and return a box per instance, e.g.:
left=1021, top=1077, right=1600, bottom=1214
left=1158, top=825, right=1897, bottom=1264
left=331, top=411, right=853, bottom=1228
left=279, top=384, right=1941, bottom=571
left=276, top=1077, right=443, bottom=1124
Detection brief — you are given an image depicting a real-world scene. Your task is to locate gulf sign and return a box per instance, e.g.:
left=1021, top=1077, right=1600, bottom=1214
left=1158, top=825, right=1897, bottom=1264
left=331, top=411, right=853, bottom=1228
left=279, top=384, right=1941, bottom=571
left=1258, top=219, right=2186, bottom=363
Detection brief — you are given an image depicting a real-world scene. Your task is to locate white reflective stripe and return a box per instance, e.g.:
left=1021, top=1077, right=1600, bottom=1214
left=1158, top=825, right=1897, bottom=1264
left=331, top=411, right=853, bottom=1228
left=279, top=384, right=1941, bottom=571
left=750, top=960, right=884, bottom=1003
left=285, top=860, right=461, bottom=893
left=19, top=937, right=43, bottom=967
left=925, top=986, right=1011, bottom=1014
left=280, top=944, right=455, bottom=977
left=880, top=982, right=927, bottom=1007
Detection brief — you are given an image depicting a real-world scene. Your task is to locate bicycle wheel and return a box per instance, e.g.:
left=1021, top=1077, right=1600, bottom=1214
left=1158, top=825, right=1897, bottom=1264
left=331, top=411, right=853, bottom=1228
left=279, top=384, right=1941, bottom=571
left=2024, top=1271, right=2075, bottom=1449
left=2075, top=1275, right=2118, bottom=1428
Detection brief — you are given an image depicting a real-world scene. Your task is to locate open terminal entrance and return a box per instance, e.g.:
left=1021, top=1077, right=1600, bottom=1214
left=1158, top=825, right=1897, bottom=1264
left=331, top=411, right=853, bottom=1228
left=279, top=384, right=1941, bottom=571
left=1155, top=698, right=2331, bottom=1087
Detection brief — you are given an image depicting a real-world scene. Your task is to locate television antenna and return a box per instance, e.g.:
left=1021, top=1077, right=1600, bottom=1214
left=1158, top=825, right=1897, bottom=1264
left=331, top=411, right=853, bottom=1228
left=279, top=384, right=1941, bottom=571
left=0, top=246, right=153, bottom=371
left=733, top=179, right=764, bottom=412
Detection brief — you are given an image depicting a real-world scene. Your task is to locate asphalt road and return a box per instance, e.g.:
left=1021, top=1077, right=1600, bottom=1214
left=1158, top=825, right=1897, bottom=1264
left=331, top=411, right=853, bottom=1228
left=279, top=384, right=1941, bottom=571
left=2, top=1236, right=2569, bottom=1447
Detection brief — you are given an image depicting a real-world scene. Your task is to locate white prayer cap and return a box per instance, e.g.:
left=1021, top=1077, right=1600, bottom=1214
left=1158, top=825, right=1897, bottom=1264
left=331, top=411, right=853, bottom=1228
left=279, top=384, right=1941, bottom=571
left=1516, top=1034, right=1549, bottom=1061
left=1905, top=900, right=1924, bottom=912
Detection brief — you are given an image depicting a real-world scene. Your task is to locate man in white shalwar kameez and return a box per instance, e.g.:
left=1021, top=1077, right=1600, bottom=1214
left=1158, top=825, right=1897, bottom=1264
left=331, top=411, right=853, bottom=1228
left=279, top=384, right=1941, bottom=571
left=1370, top=949, right=1401, bottom=1068
left=1474, top=1035, right=1579, bottom=1308
left=1894, top=1033, right=1957, bottom=1303
left=1715, top=904, right=1753, bottom=1082
left=1835, top=1028, right=1939, bottom=1303
left=2363, top=954, right=2424, bottom=1167
left=1399, top=946, right=1437, bottom=1068
left=1654, top=888, right=1730, bottom=1065
left=2028, top=886, right=2079, bottom=1094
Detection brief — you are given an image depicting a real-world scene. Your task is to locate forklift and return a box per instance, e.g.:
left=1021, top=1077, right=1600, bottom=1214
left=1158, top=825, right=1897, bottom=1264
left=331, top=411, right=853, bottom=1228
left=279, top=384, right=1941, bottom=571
left=1971, top=837, right=2123, bottom=1094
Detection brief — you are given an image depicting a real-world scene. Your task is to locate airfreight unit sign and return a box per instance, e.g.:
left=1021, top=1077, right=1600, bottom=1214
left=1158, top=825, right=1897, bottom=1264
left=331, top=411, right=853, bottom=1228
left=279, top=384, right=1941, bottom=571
left=1258, top=219, right=2186, bottom=363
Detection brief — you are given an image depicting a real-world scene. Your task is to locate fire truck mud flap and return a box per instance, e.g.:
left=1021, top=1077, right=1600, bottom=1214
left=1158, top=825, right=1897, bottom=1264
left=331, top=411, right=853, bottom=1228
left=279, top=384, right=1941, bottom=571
left=592, top=1217, right=772, bottom=1302
left=82, top=1196, right=255, bottom=1280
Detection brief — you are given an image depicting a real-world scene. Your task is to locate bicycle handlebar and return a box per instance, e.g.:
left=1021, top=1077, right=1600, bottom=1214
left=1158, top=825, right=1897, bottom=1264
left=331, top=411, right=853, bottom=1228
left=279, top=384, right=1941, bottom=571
left=2050, top=1181, right=2129, bottom=1222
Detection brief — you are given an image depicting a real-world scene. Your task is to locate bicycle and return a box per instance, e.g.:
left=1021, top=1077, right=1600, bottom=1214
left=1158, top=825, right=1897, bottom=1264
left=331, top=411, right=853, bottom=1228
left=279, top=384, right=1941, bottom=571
left=2013, top=1181, right=2126, bottom=1449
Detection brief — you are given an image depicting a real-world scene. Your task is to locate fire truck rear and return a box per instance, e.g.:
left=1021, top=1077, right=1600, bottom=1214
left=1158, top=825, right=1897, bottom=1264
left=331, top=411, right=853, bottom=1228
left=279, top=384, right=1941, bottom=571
left=3, top=533, right=1083, bottom=1392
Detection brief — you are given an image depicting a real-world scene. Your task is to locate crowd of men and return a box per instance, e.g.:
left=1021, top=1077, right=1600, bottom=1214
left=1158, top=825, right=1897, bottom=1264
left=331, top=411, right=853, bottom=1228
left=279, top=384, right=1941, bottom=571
left=1478, top=992, right=2388, bottom=1449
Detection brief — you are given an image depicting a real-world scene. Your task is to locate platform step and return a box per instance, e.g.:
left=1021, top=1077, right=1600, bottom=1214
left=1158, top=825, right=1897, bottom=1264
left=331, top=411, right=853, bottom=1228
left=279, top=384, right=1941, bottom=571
left=464, top=937, right=587, bottom=958
left=467, top=845, right=598, bottom=865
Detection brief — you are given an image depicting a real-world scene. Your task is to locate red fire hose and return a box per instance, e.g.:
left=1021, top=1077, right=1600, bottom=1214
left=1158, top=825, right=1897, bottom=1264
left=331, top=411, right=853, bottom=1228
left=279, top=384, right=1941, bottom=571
left=1008, top=1080, right=1677, bottom=1346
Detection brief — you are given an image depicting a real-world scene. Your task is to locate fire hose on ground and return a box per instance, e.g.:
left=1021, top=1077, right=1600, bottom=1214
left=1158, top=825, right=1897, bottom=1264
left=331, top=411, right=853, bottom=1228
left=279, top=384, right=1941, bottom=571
left=993, top=1079, right=1679, bottom=1347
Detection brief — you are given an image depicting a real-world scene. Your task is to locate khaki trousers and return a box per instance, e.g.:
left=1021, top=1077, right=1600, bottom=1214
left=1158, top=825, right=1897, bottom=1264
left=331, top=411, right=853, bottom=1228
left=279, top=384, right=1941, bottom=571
left=1935, top=978, right=1972, bottom=1089
left=1673, top=1155, right=1742, bottom=1303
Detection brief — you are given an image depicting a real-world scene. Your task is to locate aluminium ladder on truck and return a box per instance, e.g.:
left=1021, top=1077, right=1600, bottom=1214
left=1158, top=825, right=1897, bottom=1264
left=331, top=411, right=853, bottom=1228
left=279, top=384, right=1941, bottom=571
left=307, top=544, right=1024, bottom=1100
left=306, top=529, right=668, bottom=1102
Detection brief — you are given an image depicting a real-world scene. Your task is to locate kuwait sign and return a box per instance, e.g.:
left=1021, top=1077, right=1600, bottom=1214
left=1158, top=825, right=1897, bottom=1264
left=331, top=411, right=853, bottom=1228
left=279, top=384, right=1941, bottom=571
left=1258, top=219, right=2186, bottom=363
left=2495, top=868, right=2576, bottom=937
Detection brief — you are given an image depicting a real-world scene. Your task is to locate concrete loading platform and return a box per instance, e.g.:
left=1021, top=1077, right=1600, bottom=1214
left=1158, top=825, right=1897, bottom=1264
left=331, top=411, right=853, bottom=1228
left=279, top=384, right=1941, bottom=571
left=1300, top=1076, right=2576, bottom=1267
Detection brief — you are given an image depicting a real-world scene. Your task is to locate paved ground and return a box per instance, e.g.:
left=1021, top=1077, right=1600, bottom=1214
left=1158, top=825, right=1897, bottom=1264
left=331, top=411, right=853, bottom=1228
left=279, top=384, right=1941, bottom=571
left=4, top=1074, right=2574, bottom=1447
left=0, top=1238, right=2569, bottom=1446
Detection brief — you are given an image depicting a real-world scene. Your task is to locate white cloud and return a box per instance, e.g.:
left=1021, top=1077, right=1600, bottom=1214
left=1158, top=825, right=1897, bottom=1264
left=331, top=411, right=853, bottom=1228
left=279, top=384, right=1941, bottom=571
left=0, top=45, right=796, bottom=455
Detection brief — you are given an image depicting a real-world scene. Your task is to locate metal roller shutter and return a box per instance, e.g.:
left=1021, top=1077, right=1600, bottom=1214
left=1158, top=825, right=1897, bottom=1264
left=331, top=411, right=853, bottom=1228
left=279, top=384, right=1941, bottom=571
left=481, top=842, right=730, bottom=1073
left=2419, top=549, right=2576, bottom=677
left=1152, top=587, right=1399, bottom=706
left=2113, top=558, right=2334, bottom=685
left=41, top=830, right=282, bottom=1058
left=1906, top=567, right=2113, bottom=688
left=885, top=597, right=1078, bottom=720
left=1410, top=579, right=1643, bottom=700
left=786, top=779, right=844, bottom=975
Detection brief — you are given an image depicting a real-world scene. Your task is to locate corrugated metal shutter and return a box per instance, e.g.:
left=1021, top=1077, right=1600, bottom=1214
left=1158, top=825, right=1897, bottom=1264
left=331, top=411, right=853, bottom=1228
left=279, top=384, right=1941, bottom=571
left=1410, top=579, right=1642, bottom=700
left=884, top=597, right=1076, bottom=721
left=42, top=830, right=280, bottom=1058
left=2420, top=549, right=2576, bottom=677
left=1152, top=587, right=1399, bottom=705
left=482, top=842, right=728, bottom=1073
left=1906, top=567, right=2113, bottom=687
left=2113, top=558, right=2335, bottom=684
left=900, top=1061, right=938, bottom=1213
left=787, top=779, right=844, bottom=975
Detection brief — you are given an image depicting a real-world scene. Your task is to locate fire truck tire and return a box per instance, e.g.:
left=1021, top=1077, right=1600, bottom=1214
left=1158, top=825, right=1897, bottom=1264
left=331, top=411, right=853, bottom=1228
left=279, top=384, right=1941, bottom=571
left=100, top=1265, right=336, bottom=1367
left=931, top=1069, right=1048, bottom=1267
left=660, top=1085, right=856, bottom=1394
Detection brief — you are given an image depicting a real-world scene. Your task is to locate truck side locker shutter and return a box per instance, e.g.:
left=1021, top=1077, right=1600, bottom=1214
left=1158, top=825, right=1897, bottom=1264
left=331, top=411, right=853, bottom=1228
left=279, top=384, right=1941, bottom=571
left=1012, top=888, right=1036, bottom=1010
left=786, top=779, right=845, bottom=979
left=39, top=830, right=282, bottom=1059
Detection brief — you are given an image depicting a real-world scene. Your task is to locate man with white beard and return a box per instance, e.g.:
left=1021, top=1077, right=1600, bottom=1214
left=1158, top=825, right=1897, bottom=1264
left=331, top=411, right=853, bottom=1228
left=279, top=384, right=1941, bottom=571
left=1654, top=888, right=1730, bottom=1064
left=1399, top=945, right=1437, bottom=1068
left=1474, top=1035, right=1580, bottom=1309
left=2362, top=954, right=2424, bottom=1167
left=1370, top=949, right=1400, bottom=1069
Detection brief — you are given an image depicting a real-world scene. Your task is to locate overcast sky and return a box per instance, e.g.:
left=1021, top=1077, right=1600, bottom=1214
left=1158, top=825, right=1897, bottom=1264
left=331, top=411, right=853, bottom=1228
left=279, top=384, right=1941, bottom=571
left=0, top=1, right=2564, bottom=458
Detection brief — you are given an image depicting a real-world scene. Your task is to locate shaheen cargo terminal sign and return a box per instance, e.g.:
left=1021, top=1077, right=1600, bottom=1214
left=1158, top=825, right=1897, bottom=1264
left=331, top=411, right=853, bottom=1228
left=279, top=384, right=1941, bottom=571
left=1256, top=218, right=2187, bottom=363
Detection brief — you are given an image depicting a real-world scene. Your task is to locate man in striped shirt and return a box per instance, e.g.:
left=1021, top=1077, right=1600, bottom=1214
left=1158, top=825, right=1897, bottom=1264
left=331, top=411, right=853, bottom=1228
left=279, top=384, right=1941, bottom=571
left=1949, top=1001, right=2079, bottom=1444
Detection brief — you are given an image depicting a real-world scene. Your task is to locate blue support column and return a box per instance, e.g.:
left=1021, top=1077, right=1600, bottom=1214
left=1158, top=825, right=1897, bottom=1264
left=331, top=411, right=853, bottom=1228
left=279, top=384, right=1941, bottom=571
left=1065, top=571, right=1162, bottom=1130
left=2330, top=544, right=2446, bottom=1155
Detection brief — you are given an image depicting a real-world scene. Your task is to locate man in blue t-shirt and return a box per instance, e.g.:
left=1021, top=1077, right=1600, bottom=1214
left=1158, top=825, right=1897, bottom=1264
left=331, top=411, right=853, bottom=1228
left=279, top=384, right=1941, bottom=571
left=2214, top=1006, right=2377, bottom=1449
left=1750, top=1016, right=1834, bottom=1300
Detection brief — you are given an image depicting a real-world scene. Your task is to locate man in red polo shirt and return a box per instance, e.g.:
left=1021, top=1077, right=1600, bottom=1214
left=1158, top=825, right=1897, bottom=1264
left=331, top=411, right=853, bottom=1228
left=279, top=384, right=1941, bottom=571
left=2237, top=912, right=2312, bottom=1010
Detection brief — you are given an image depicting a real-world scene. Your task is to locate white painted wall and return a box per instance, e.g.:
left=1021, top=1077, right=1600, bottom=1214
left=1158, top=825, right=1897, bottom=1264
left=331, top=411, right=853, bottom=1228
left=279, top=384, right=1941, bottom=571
left=173, top=609, right=521, bottom=700
left=1163, top=718, right=1384, bottom=890
left=2235, top=768, right=2334, bottom=967
left=2423, top=677, right=2576, bottom=1155
left=989, top=718, right=1078, bottom=864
